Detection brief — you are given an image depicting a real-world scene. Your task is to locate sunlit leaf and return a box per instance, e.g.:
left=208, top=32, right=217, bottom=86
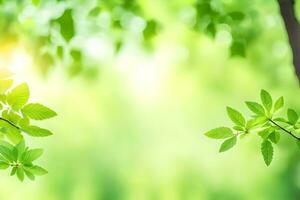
left=274, top=96, right=284, bottom=113
left=204, top=127, right=233, bottom=139
left=261, top=140, right=273, bottom=166
left=22, top=103, right=57, bottom=120
left=6, top=83, right=29, bottom=111
left=219, top=136, right=237, bottom=152
left=287, top=108, right=298, bottom=125
left=245, top=101, right=265, bottom=116
left=226, top=107, right=245, bottom=127
left=260, top=89, right=272, bottom=112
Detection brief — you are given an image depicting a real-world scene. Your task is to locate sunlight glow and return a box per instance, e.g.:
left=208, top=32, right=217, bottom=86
left=0, top=46, right=32, bottom=74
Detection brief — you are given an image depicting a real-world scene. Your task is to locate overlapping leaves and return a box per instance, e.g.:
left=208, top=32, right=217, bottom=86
left=0, top=70, right=56, bottom=181
left=204, top=89, right=300, bottom=166
left=0, top=140, right=47, bottom=181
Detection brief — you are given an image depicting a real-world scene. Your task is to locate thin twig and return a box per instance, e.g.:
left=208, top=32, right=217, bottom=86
left=0, top=117, right=20, bottom=130
left=268, top=118, right=300, bottom=141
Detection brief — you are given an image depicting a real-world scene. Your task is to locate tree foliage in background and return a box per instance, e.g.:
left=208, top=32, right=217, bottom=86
left=194, top=0, right=260, bottom=57
left=0, top=0, right=264, bottom=76
left=0, top=0, right=295, bottom=82
left=0, top=69, right=56, bottom=181
left=205, top=89, right=300, bottom=166
left=0, top=0, right=160, bottom=77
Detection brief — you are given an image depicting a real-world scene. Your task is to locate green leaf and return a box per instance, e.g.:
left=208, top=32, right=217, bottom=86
left=228, top=12, right=245, bottom=21
left=246, top=117, right=268, bottom=129
left=143, top=20, right=158, bottom=40
left=219, top=136, right=237, bottom=152
left=0, top=145, right=14, bottom=162
left=6, top=83, right=29, bottom=110
left=19, top=117, right=30, bottom=128
left=6, top=127, right=23, bottom=144
left=0, top=140, right=15, bottom=151
left=204, top=127, right=234, bottom=139
left=273, top=117, right=287, bottom=123
left=55, top=9, right=75, bottom=42
left=26, top=165, right=48, bottom=176
left=245, top=101, right=265, bottom=116
left=70, top=49, right=82, bottom=62
left=233, top=126, right=244, bottom=131
left=206, top=22, right=216, bottom=38
left=239, top=133, right=249, bottom=139
left=287, top=108, right=298, bottom=125
left=16, top=140, right=26, bottom=160
left=273, top=96, right=284, bottom=113
left=269, top=131, right=280, bottom=144
left=260, top=89, right=272, bottom=112
left=16, top=167, right=24, bottom=182
left=226, top=107, right=245, bottom=127
left=22, top=126, right=53, bottom=137
left=88, top=6, right=101, bottom=17
left=261, top=140, right=273, bottom=166
left=22, top=103, right=57, bottom=120
left=57, top=46, right=64, bottom=59
left=10, top=166, right=17, bottom=176
left=11, top=147, right=18, bottom=162
left=258, top=128, right=272, bottom=139
left=230, top=41, right=246, bottom=57
left=6, top=111, right=21, bottom=124
left=0, top=161, right=9, bottom=169
left=24, top=169, right=35, bottom=181
left=21, top=149, right=43, bottom=164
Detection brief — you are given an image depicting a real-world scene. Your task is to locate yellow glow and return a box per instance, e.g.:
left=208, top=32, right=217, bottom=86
left=0, top=45, right=32, bottom=74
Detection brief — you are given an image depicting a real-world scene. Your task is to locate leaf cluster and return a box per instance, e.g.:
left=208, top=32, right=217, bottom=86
left=205, top=89, right=300, bottom=166
left=0, top=70, right=56, bottom=181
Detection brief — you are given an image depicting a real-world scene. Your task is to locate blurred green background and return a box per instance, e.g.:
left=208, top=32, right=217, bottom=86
left=1, top=0, right=300, bottom=199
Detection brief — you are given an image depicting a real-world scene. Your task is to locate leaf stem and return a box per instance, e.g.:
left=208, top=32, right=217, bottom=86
left=268, top=118, right=300, bottom=141
left=0, top=117, right=20, bottom=130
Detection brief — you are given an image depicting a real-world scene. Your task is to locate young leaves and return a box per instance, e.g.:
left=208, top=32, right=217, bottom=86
left=261, top=140, right=273, bottom=166
left=205, top=89, right=300, bottom=166
left=226, top=107, right=245, bottom=127
left=6, top=83, right=30, bottom=111
left=0, top=140, right=47, bottom=181
left=260, top=89, right=272, bottom=112
left=22, top=103, right=57, bottom=120
left=21, top=149, right=43, bottom=164
left=287, top=109, right=298, bottom=125
left=204, top=127, right=233, bottom=139
left=245, top=102, right=265, bottom=116
left=219, top=136, right=237, bottom=152
left=274, top=97, right=284, bottom=113
left=22, top=126, right=53, bottom=137
left=0, top=70, right=56, bottom=181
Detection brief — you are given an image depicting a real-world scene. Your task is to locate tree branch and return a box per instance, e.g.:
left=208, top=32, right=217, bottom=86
left=269, top=118, right=300, bottom=141
left=0, top=117, right=20, bottom=130
left=278, top=0, right=300, bottom=81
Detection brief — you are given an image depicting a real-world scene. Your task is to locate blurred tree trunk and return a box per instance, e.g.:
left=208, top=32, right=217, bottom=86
left=278, top=0, right=300, bottom=81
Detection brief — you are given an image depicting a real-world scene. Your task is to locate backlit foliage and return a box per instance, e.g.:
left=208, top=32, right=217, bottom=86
left=0, top=70, right=56, bottom=181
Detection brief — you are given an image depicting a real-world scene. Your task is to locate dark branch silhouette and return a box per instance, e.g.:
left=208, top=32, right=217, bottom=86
left=0, top=117, right=20, bottom=130
left=269, top=119, right=300, bottom=141
left=278, top=0, right=300, bottom=81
